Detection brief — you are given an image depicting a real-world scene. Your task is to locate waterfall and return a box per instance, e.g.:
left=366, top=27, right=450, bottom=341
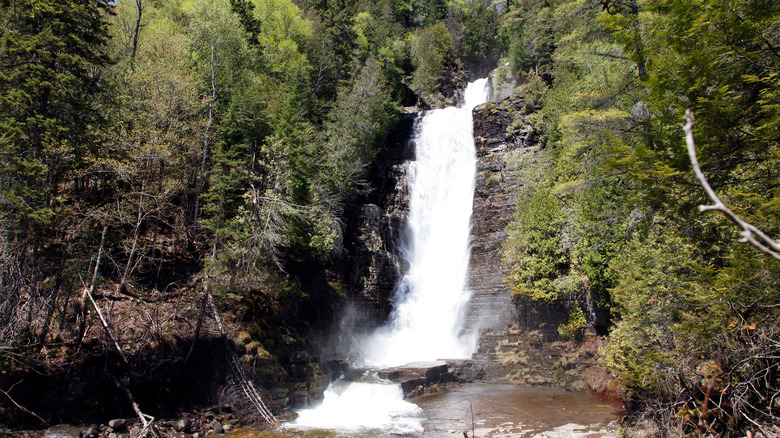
left=286, top=78, right=489, bottom=434
left=361, top=78, right=490, bottom=367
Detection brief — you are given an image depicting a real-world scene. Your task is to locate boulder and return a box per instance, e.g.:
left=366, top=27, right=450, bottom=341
left=107, top=419, right=126, bottom=431
left=174, top=417, right=190, bottom=432
left=44, top=425, right=82, bottom=438
left=209, top=419, right=223, bottom=434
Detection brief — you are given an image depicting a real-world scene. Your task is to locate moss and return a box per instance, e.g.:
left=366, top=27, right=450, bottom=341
left=245, top=341, right=261, bottom=355
left=256, top=346, right=271, bottom=360
left=237, top=331, right=252, bottom=344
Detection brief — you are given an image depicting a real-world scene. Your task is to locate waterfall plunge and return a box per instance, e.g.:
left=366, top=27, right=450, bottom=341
left=360, top=78, right=490, bottom=367
left=286, top=79, right=489, bottom=435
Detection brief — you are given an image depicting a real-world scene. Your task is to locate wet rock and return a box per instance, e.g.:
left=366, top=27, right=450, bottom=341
left=291, top=391, right=309, bottom=409
left=175, top=418, right=190, bottom=432
left=378, top=361, right=452, bottom=397
left=108, top=433, right=117, bottom=438
left=209, top=419, right=223, bottom=434
left=487, top=69, right=521, bottom=102
left=129, top=426, right=142, bottom=437
left=85, top=427, right=99, bottom=438
left=108, top=419, right=126, bottom=431
left=290, top=351, right=311, bottom=364
left=44, top=425, right=82, bottom=438
left=337, top=113, right=418, bottom=336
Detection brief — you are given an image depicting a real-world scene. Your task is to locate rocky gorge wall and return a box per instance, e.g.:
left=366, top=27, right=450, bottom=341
left=467, top=78, right=616, bottom=393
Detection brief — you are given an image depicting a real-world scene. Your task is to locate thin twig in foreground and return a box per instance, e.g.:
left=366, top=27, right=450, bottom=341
left=683, top=109, right=780, bottom=261
left=0, top=387, right=48, bottom=426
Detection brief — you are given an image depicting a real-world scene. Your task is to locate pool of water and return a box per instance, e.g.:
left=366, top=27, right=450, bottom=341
left=225, top=382, right=623, bottom=438
left=415, top=383, right=622, bottom=437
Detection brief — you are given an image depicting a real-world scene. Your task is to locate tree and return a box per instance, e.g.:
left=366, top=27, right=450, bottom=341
left=409, top=21, right=453, bottom=95
left=109, top=12, right=207, bottom=292
left=0, top=0, right=113, bottom=244
left=451, top=0, right=504, bottom=76
left=187, top=0, right=253, bottom=243
left=0, top=0, right=114, bottom=354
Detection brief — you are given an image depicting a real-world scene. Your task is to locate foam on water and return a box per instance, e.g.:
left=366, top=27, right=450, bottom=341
left=285, top=377, right=423, bottom=434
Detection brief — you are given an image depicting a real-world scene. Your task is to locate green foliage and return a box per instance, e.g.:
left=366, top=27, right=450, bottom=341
left=500, top=0, right=780, bottom=433
left=0, top=0, right=113, bottom=239
left=558, top=305, right=586, bottom=341
left=320, top=56, right=399, bottom=200
left=504, top=183, right=577, bottom=304
left=502, top=0, right=554, bottom=77
left=600, top=224, right=705, bottom=393
left=451, top=0, right=504, bottom=72
left=409, top=22, right=453, bottom=94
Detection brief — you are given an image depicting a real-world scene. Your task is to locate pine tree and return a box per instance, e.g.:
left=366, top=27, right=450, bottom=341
left=0, top=0, right=113, bottom=245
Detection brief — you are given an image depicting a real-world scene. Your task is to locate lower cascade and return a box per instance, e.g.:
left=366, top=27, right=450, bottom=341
left=286, top=78, right=490, bottom=434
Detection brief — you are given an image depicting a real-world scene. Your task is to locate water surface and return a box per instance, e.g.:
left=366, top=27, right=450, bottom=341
left=228, top=382, right=622, bottom=438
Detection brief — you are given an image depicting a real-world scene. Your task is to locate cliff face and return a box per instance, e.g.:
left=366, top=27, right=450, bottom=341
left=336, top=112, right=417, bottom=343
left=466, top=80, right=616, bottom=394
left=464, top=90, right=537, bottom=333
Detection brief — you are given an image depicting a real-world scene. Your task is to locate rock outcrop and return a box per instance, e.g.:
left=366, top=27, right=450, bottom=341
left=465, top=89, right=541, bottom=335
left=332, top=111, right=418, bottom=355
left=466, top=80, right=617, bottom=394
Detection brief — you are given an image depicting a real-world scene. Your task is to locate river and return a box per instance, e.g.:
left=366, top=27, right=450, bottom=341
left=225, top=381, right=622, bottom=437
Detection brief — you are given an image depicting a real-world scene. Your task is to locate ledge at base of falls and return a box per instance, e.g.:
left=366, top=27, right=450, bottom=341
left=331, top=360, right=487, bottom=399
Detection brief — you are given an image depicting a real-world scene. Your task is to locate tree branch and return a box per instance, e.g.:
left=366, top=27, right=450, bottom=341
left=683, top=109, right=780, bottom=261
left=109, top=373, right=155, bottom=436
left=0, top=386, right=48, bottom=426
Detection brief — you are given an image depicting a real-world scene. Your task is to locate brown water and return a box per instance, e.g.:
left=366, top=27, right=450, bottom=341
left=225, top=383, right=623, bottom=438
left=415, top=383, right=622, bottom=437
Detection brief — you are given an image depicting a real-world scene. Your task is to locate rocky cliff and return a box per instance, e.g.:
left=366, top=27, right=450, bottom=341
left=465, top=78, right=617, bottom=394
left=465, top=82, right=540, bottom=335
left=330, top=111, right=418, bottom=358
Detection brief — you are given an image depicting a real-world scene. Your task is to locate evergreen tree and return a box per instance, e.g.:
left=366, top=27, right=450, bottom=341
left=0, top=0, right=113, bottom=245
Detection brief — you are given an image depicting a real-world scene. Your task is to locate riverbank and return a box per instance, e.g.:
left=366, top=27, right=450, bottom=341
left=1, top=405, right=282, bottom=438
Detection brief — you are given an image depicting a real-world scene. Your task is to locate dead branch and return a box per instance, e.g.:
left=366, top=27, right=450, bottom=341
left=83, top=226, right=128, bottom=364
left=207, top=292, right=278, bottom=426
left=683, top=109, right=780, bottom=261
left=0, top=386, right=48, bottom=426
left=109, top=373, right=156, bottom=437
left=182, top=293, right=208, bottom=365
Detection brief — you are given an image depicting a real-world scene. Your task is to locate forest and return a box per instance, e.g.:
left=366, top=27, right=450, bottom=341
left=1, top=0, right=778, bottom=436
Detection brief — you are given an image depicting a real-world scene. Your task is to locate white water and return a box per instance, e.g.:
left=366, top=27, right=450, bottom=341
left=361, top=78, right=490, bottom=367
left=286, top=78, right=490, bottom=434
left=289, top=376, right=424, bottom=434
